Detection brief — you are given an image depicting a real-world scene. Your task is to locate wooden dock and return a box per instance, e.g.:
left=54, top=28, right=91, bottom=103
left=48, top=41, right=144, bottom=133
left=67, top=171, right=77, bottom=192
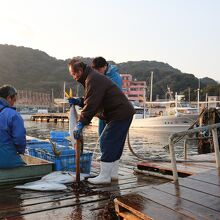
left=31, top=113, right=69, bottom=123
left=114, top=168, right=220, bottom=220
left=1, top=154, right=220, bottom=220
left=0, top=164, right=168, bottom=220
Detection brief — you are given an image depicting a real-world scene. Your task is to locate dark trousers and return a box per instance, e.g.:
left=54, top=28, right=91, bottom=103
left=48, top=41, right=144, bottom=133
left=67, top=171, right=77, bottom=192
left=100, top=117, right=133, bottom=162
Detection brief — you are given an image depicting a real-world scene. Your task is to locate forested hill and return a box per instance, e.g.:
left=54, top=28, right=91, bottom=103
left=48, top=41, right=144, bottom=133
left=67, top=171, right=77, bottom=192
left=0, top=44, right=218, bottom=99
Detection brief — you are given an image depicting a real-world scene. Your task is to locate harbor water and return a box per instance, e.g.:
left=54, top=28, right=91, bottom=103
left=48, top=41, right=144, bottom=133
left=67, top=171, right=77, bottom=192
left=24, top=119, right=199, bottom=164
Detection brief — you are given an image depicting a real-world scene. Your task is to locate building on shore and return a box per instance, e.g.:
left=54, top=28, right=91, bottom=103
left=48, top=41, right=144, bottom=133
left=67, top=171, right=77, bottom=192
left=121, top=74, right=146, bottom=106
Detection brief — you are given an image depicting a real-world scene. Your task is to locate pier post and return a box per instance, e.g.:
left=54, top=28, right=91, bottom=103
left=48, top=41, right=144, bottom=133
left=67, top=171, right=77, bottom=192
left=211, top=128, right=220, bottom=168
left=169, top=136, right=178, bottom=182
left=183, top=138, right=188, bottom=160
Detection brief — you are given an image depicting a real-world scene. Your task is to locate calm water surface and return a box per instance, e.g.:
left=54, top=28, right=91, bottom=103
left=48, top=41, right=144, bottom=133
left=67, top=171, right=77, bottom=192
left=25, top=120, right=198, bottom=164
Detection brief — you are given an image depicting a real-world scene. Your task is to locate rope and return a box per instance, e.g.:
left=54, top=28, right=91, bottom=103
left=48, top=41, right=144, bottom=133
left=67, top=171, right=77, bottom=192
left=92, top=123, right=109, bottom=162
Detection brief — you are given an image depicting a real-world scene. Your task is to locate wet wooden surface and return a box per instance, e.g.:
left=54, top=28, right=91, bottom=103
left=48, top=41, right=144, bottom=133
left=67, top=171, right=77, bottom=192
left=137, top=158, right=216, bottom=177
left=0, top=163, right=168, bottom=220
left=115, top=168, right=220, bottom=220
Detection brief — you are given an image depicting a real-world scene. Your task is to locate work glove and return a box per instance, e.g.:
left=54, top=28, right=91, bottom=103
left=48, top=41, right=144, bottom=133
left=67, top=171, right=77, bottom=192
left=68, top=97, right=82, bottom=107
left=73, top=121, right=84, bottom=139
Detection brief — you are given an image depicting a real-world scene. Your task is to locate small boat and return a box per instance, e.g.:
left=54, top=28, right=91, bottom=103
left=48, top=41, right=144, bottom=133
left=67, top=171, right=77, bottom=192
left=0, top=154, right=53, bottom=186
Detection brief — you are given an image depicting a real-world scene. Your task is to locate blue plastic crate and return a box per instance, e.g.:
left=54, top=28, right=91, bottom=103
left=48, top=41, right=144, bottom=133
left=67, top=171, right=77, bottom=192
left=50, top=131, right=69, bottom=139
left=26, top=139, right=39, bottom=144
left=27, top=143, right=53, bottom=157
left=27, top=143, right=70, bottom=157
left=50, top=138, right=69, bottom=147
left=27, top=140, right=50, bottom=145
left=35, top=147, right=75, bottom=157
left=35, top=149, right=92, bottom=174
left=27, top=148, right=36, bottom=156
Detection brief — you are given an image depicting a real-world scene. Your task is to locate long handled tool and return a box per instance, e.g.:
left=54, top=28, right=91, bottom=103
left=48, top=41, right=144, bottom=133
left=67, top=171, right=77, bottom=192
left=75, top=139, right=81, bottom=183
left=65, top=88, right=82, bottom=185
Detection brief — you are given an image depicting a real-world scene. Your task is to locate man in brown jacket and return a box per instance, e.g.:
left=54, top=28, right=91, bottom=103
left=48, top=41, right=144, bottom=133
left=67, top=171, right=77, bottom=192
left=68, top=58, right=135, bottom=184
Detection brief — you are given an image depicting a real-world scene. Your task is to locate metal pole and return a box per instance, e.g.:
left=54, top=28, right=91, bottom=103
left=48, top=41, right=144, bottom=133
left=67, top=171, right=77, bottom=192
left=211, top=128, right=220, bottom=168
left=169, top=137, right=178, bottom=182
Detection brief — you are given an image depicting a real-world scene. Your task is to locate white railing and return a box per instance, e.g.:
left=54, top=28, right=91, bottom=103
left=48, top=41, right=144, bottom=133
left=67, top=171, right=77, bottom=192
left=169, top=123, right=220, bottom=182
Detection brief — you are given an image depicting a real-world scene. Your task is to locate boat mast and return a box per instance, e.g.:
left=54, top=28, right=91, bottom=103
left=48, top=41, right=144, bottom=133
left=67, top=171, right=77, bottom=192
left=143, top=84, right=146, bottom=118
left=149, top=71, right=153, bottom=116
left=197, top=78, right=200, bottom=114
left=51, top=88, right=54, bottom=109
left=63, top=81, right=66, bottom=113
left=175, top=92, right=178, bottom=115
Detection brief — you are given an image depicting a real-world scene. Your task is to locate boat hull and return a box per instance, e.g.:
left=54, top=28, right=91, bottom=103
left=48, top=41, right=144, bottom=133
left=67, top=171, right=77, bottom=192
left=0, top=155, right=53, bottom=186
left=130, top=114, right=198, bottom=132
left=91, top=114, right=198, bottom=132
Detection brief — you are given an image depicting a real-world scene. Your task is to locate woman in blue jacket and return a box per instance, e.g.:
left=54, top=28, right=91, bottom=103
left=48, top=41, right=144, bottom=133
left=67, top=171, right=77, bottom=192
left=0, top=85, right=26, bottom=168
left=91, top=57, right=123, bottom=183
left=92, top=57, right=122, bottom=136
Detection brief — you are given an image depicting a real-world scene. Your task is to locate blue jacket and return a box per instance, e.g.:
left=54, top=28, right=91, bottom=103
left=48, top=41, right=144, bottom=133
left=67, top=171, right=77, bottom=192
left=99, top=64, right=123, bottom=135
left=0, top=98, right=26, bottom=168
left=105, top=64, right=122, bottom=90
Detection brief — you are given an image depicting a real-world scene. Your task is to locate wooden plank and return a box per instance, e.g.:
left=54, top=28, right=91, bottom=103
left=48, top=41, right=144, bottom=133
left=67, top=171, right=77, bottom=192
left=0, top=187, right=72, bottom=203
left=0, top=174, right=136, bottom=199
left=137, top=162, right=192, bottom=176
left=114, top=193, right=192, bottom=220
left=137, top=161, right=213, bottom=175
left=209, top=169, right=220, bottom=176
left=177, top=177, right=220, bottom=197
left=0, top=194, right=109, bottom=218
left=116, top=210, right=142, bottom=220
left=0, top=176, right=155, bottom=216
left=141, top=188, right=220, bottom=220
left=118, top=166, right=135, bottom=174
left=188, top=172, right=220, bottom=186
left=6, top=199, right=112, bottom=220
left=0, top=180, right=142, bottom=211
left=0, top=191, right=74, bottom=210
left=184, top=162, right=215, bottom=169
left=0, top=186, right=151, bottom=219
left=0, top=176, right=139, bottom=210
left=153, top=182, right=220, bottom=212
left=93, top=181, right=152, bottom=193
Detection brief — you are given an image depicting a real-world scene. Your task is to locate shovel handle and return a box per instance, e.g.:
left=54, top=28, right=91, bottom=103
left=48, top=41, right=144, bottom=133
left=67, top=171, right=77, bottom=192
left=75, top=139, right=81, bottom=183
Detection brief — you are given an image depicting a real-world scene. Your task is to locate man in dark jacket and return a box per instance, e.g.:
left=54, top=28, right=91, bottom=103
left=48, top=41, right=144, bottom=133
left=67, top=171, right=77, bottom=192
left=68, top=58, right=135, bottom=184
left=0, top=85, right=26, bottom=168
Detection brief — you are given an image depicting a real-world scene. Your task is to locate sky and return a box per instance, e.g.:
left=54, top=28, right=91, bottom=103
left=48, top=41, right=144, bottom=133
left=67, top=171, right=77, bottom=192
left=0, top=0, right=220, bottom=82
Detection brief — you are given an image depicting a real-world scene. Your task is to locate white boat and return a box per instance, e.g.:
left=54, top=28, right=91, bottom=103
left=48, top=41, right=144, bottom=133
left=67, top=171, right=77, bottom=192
left=128, top=72, right=199, bottom=132
left=91, top=97, right=199, bottom=132
left=130, top=97, right=199, bottom=132
left=130, top=113, right=198, bottom=132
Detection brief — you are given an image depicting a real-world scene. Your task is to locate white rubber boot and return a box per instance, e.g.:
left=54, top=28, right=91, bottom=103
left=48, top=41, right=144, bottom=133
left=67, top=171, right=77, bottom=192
left=111, top=160, right=119, bottom=181
left=88, top=161, right=113, bottom=184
